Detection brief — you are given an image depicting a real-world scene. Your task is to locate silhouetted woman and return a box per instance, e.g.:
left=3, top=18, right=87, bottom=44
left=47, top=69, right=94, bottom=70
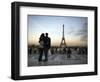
left=38, top=33, right=45, bottom=62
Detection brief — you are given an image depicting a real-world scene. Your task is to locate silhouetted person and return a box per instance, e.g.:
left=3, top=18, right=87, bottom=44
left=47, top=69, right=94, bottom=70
left=67, top=48, right=71, bottom=58
left=51, top=48, right=54, bottom=55
left=28, top=47, right=32, bottom=55
left=38, top=33, right=45, bottom=62
left=63, top=48, right=66, bottom=54
left=44, top=33, right=51, bottom=61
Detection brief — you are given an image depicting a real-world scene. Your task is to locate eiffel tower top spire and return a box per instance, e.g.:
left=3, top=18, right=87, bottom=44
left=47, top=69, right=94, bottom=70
left=63, top=24, right=64, bottom=39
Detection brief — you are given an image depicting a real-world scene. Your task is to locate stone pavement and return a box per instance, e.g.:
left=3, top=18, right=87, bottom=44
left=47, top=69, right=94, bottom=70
left=28, top=54, right=87, bottom=67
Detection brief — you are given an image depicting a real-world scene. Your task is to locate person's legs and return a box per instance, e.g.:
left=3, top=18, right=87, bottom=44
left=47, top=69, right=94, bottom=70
left=44, top=48, right=48, bottom=61
left=38, top=48, right=43, bottom=62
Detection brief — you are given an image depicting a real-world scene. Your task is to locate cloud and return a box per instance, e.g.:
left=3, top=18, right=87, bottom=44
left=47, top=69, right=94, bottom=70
left=67, top=30, right=74, bottom=35
left=74, top=23, right=88, bottom=42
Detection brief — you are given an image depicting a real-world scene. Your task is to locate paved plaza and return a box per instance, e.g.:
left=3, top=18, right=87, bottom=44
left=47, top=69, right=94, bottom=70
left=28, top=53, right=87, bottom=67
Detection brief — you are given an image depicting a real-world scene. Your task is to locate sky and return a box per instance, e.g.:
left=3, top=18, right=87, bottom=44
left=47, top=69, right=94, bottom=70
left=27, top=15, right=88, bottom=47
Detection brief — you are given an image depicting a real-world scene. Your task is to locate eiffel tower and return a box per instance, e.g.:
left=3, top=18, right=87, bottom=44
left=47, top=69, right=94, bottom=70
left=60, top=24, right=67, bottom=48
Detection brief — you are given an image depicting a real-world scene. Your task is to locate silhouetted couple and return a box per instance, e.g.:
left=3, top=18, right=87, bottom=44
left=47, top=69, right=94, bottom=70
left=38, top=33, right=51, bottom=62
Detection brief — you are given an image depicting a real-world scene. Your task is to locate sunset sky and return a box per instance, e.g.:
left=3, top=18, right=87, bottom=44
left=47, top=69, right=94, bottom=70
left=27, top=15, right=88, bottom=47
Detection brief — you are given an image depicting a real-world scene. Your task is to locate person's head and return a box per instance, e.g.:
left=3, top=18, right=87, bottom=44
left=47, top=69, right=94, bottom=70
left=45, top=33, right=48, bottom=37
left=41, top=33, right=44, bottom=37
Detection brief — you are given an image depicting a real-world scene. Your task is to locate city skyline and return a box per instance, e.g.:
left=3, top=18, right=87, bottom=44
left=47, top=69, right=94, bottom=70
left=28, top=15, right=88, bottom=47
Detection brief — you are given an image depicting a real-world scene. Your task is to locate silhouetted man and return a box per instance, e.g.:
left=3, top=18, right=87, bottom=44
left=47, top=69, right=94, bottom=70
left=44, top=33, right=51, bottom=61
